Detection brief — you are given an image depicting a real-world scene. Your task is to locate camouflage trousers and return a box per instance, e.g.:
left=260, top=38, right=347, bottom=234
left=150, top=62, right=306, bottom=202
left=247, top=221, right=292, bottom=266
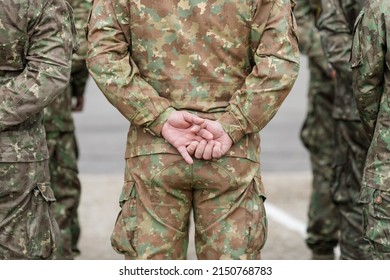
left=300, top=62, right=339, bottom=259
left=0, top=160, right=59, bottom=259
left=359, top=187, right=390, bottom=259
left=46, top=131, right=81, bottom=259
left=332, top=119, right=371, bottom=259
left=111, top=154, right=267, bottom=260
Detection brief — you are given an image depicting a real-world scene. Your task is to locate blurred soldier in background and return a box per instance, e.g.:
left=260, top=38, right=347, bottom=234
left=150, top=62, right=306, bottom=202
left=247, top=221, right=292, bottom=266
left=294, top=0, right=340, bottom=260
left=0, top=0, right=74, bottom=259
left=44, top=0, right=92, bottom=259
left=317, top=0, right=371, bottom=259
left=351, top=0, right=390, bottom=260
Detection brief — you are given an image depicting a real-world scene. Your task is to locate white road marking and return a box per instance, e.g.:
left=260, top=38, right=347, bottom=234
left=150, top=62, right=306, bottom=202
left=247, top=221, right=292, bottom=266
left=265, top=202, right=307, bottom=237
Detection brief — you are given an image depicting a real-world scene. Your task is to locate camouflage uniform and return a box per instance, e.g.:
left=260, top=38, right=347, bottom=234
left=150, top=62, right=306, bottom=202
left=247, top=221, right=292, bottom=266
left=87, top=0, right=300, bottom=259
left=43, top=0, right=91, bottom=260
left=0, top=0, right=74, bottom=259
left=294, top=0, right=340, bottom=260
left=351, top=0, right=390, bottom=260
left=317, top=0, right=371, bottom=259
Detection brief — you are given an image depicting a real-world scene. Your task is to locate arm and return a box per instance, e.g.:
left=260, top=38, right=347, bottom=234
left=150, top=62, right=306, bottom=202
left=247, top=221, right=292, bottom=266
left=217, top=0, right=300, bottom=143
left=70, top=0, right=92, bottom=111
left=295, top=0, right=334, bottom=77
left=351, top=6, right=385, bottom=139
left=317, top=0, right=353, bottom=73
left=86, top=0, right=174, bottom=136
left=0, top=0, right=73, bottom=131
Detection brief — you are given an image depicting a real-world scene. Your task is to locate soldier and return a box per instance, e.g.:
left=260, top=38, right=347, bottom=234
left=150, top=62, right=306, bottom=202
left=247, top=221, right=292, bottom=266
left=317, top=0, right=371, bottom=259
left=86, top=0, right=299, bottom=259
left=294, top=0, right=340, bottom=260
left=0, top=0, right=74, bottom=259
left=351, top=0, right=390, bottom=260
left=44, top=0, right=92, bottom=260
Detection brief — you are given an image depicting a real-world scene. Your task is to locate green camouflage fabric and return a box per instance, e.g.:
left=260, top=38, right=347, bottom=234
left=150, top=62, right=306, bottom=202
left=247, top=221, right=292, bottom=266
left=317, top=0, right=372, bottom=260
left=43, top=0, right=92, bottom=259
left=115, top=155, right=266, bottom=259
left=0, top=162, right=59, bottom=259
left=351, top=0, right=390, bottom=259
left=46, top=131, right=81, bottom=259
left=0, top=0, right=73, bottom=259
left=44, top=0, right=91, bottom=132
left=294, top=0, right=339, bottom=260
left=87, top=0, right=299, bottom=259
left=317, top=0, right=364, bottom=120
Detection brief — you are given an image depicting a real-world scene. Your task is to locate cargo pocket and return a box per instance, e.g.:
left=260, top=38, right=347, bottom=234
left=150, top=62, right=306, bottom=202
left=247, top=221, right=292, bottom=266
left=331, top=145, right=351, bottom=203
left=246, top=176, right=267, bottom=255
left=359, top=187, right=390, bottom=252
left=111, top=181, right=138, bottom=257
left=27, top=182, right=59, bottom=260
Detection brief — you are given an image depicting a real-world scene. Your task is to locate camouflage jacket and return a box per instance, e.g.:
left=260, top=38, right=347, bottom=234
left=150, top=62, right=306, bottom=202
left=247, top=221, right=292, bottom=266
left=86, top=0, right=300, bottom=162
left=44, top=0, right=92, bottom=132
left=351, top=0, right=390, bottom=191
left=317, top=0, right=365, bottom=120
left=295, top=0, right=331, bottom=76
left=0, top=0, right=74, bottom=162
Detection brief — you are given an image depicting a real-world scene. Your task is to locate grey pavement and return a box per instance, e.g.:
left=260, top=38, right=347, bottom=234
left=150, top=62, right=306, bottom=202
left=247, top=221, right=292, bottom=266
left=73, top=56, right=314, bottom=260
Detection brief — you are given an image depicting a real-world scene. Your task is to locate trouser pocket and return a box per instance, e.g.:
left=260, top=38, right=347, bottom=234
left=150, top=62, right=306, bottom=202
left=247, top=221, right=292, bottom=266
left=246, top=176, right=267, bottom=255
left=27, top=182, right=59, bottom=259
left=111, top=181, right=138, bottom=257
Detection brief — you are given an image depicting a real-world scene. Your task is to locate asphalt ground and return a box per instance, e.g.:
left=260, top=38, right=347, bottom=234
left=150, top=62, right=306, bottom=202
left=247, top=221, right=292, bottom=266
left=73, top=55, right=313, bottom=260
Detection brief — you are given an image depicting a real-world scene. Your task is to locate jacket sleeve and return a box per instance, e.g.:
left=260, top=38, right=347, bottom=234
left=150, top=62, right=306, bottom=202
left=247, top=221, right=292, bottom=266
left=86, top=0, right=174, bottom=136
left=351, top=8, right=385, bottom=139
left=217, top=0, right=300, bottom=143
left=295, top=0, right=331, bottom=76
left=70, top=0, right=92, bottom=97
left=0, top=0, right=73, bottom=131
left=317, top=0, right=352, bottom=73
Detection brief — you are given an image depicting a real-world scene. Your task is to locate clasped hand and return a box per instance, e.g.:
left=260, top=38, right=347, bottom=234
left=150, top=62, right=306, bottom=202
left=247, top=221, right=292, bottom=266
left=161, top=111, right=233, bottom=164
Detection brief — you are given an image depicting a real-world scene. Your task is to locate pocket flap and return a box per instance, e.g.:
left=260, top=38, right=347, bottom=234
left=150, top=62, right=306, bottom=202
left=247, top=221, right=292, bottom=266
left=253, top=176, right=266, bottom=201
left=119, top=181, right=135, bottom=204
left=36, top=182, right=56, bottom=202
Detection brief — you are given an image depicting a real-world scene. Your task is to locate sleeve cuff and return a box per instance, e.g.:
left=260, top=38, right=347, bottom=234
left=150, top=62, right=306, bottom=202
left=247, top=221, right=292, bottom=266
left=218, top=111, right=246, bottom=144
left=146, top=107, right=176, bottom=137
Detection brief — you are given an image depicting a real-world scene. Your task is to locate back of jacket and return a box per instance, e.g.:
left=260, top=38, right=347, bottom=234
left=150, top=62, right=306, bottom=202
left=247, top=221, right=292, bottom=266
left=0, top=0, right=73, bottom=162
left=87, top=0, right=300, bottom=162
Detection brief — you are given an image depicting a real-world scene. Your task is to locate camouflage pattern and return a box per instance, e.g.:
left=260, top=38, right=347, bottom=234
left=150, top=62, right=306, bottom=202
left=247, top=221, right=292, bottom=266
left=0, top=161, right=59, bottom=259
left=113, top=154, right=266, bottom=259
left=317, top=0, right=372, bottom=259
left=87, top=0, right=299, bottom=259
left=0, top=0, right=74, bottom=259
left=294, top=0, right=339, bottom=259
left=46, top=131, right=82, bottom=259
left=43, top=0, right=92, bottom=259
left=317, top=0, right=365, bottom=120
left=351, top=0, right=390, bottom=259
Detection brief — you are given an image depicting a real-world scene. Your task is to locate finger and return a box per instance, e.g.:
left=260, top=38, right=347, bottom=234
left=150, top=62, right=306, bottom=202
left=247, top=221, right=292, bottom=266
left=182, top=111, right=205, bottom=125
left=195, top=135, right=205, bottom=142
left=186, top=141, right=199, bottom=155
left=212, top=142, right=223, bottom=159
left=197, top=128, right=213, bottom=140
left=203, top=140, right=214, bottom=160
left=194, top=140, right=207, bottom=159
left=177, top=146, right=194, bottom=165
left=190, top=124, right=201, bottom=133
